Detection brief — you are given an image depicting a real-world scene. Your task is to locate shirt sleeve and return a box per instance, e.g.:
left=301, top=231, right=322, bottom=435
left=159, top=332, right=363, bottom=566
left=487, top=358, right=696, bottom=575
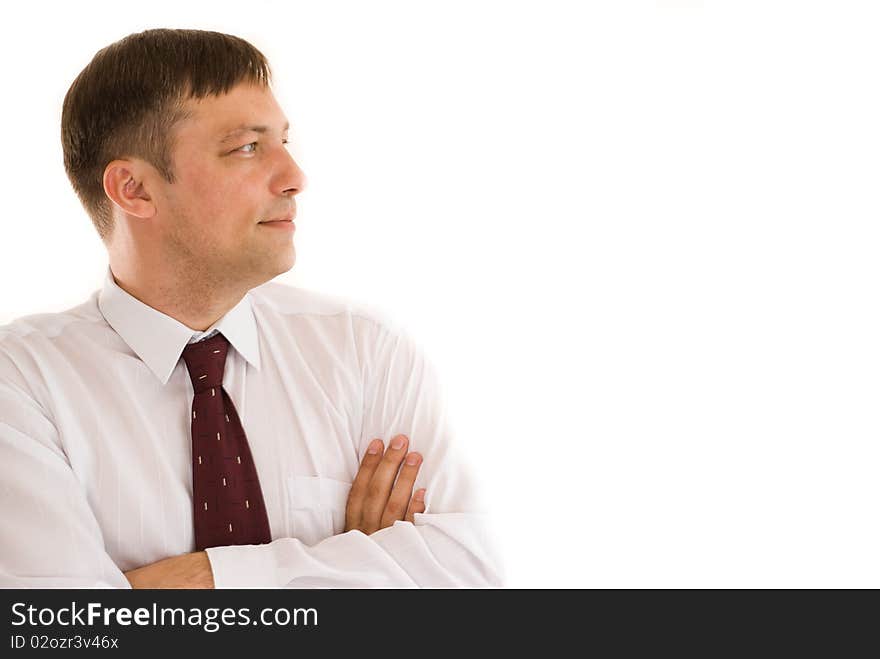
left=205, top=315, right=505, bottom=587
left=0, top=346, right=130, bottom=588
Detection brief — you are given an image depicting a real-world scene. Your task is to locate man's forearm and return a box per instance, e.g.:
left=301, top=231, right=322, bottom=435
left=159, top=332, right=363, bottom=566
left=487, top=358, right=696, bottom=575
left=124, top=551, right=214, bottom=589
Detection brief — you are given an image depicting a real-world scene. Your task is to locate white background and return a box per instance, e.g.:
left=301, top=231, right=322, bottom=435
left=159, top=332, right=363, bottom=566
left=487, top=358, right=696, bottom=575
left=1, top=1, right=878, bottom=587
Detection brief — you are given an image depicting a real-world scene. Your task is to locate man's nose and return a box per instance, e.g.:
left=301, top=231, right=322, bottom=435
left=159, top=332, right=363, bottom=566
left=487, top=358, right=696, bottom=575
left=273, top=147, right=307, bottom=197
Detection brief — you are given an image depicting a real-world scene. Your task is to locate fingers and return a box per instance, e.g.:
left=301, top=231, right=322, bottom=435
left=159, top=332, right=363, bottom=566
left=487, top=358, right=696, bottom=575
left=344, top=434, right=427, bottom=535
left=380, top=450, right=423, bottom=529
left=361, top=434, right=412, bottom=533
left=344, top=438, right=384, bottom=532
left=404, top=488, right=427, bottom=523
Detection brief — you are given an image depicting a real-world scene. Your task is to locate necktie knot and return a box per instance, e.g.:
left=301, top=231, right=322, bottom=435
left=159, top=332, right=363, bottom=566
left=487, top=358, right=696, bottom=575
left=181, top=332, right=229, bottom=393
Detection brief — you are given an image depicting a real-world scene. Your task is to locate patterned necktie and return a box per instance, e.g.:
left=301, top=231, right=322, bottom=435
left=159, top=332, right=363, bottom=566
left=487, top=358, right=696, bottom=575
left=181, top=331, right=271, bottom=551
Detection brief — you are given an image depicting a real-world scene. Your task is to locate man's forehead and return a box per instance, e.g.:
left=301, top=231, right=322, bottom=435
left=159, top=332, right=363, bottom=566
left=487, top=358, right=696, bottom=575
left=178, top=86, right=289, bottom=136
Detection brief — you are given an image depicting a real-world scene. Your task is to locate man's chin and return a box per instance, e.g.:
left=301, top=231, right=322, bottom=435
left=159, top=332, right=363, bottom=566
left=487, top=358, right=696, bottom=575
left=257, top=249, right=296, bottom=283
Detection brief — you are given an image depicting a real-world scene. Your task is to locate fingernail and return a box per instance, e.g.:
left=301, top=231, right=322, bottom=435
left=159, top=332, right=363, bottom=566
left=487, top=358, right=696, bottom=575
left=391, top=435, right=406, bottom=450
left=405, top=452, right=421, bottom=466
left=414, top=489, right=425, bottom=502
left=367, top=439, right=382, bottom=455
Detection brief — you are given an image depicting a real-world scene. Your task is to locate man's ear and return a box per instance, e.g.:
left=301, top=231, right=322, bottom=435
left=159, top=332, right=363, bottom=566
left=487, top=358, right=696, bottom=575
left=103, top=159, right=157, bottom=219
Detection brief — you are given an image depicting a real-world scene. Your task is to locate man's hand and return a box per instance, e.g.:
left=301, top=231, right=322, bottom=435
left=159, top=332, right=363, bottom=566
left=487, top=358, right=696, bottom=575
left=124, top=551, right=214, bottom=589
left=345, top=434, right=426, bottom=534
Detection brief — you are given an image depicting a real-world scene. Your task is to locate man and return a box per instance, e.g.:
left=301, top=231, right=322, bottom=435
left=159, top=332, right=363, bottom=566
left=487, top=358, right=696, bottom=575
left=0, top=29, right=501, bottom=587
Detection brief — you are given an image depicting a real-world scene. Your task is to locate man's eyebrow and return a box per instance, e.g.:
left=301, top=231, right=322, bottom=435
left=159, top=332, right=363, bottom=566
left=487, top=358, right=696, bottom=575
left=218, top=121, right=290, bottom=143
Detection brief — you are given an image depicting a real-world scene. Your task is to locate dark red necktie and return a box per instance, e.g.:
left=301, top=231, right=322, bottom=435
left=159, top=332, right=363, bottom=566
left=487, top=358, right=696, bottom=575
left=181, top=332, right=271, bottom=551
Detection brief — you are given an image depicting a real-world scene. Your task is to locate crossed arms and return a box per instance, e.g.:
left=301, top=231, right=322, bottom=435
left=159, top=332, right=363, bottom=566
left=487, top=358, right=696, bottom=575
left=125, top=433, right=427, bottom=588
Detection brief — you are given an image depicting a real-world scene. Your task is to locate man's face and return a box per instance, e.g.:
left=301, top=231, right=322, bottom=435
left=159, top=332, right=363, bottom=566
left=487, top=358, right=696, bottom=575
left=150, top=82, right=305, bottom=288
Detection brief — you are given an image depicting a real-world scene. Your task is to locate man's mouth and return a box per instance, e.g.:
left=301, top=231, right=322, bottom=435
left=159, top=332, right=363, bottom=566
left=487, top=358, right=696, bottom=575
left=259, top=213, right=295, bottom=224
left=259, top=214, right=296, bottom=231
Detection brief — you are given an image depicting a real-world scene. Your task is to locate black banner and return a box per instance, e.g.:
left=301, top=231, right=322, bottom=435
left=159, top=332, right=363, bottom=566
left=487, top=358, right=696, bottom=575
left=1, top=589, right=875, bottom=652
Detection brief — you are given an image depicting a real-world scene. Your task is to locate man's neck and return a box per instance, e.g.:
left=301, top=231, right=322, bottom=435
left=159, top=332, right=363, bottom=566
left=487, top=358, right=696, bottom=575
left=108, top=263, right=245, bottom=333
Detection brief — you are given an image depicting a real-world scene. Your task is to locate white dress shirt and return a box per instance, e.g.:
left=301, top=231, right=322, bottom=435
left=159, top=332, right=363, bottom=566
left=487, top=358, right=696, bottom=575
left=0, top=266, right=502, bottom=588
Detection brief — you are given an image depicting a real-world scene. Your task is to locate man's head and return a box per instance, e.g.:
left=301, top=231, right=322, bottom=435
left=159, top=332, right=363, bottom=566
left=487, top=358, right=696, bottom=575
left=62, top=28, right=305, bottom=292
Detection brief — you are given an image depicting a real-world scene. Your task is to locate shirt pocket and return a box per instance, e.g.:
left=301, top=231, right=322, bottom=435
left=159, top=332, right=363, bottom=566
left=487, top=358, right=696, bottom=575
left=287, top=476, right=352, bottom=546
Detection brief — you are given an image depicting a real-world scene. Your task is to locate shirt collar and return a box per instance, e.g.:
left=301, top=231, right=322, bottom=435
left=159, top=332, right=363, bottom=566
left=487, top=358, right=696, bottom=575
left=97, top=265, right=261, bottom=385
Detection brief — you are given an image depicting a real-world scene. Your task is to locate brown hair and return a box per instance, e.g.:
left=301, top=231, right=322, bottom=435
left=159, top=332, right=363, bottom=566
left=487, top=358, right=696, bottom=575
left=61, top=28, right=272, bottom=243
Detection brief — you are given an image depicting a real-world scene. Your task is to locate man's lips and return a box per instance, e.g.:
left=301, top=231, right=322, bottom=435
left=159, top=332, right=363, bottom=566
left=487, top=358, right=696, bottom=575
left=259, top=212, right=295, bottom=224
left=259, top=213, right=296, bottom=231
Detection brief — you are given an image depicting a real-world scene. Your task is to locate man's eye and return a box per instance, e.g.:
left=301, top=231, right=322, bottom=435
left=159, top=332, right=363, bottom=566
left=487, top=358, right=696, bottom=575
left=235, top=140, right=290, bottom=154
